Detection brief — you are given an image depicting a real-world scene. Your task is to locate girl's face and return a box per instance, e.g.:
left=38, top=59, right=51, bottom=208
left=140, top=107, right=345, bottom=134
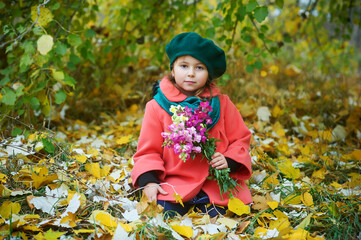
left=172, top=55, right=209, bottom=97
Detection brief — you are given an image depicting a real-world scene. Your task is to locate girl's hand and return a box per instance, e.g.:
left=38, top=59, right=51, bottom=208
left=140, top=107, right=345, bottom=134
left=143, top=183, right=168, bottom=202
left=210, top=152, right=228, bottom=170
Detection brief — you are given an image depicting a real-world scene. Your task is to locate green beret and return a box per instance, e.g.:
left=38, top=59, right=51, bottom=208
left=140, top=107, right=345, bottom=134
left=165, top=32, right=226, bottom=80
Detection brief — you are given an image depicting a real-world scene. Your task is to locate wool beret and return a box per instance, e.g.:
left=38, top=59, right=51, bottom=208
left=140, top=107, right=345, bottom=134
left=165, top=32, right=226, bottom=80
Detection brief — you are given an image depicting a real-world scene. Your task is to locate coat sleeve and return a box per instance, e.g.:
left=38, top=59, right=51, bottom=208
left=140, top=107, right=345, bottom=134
left=222, top=95, right=252, bottom=180
left=131, top=100, right=166, bottom=187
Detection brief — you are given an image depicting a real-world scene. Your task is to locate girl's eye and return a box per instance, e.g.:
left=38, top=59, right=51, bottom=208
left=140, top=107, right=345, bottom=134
left=180, top=65, right=188, bottom=68
left=196, top=66, right=204, bottom=70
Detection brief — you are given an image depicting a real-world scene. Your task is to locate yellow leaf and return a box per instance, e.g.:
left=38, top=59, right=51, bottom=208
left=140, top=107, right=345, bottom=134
left=31, top=166, right=58, bottom=189
left=217, top=217, right=238, bottom=229
left=173, top=193, right=184, bottom=207
left=283, top=194, right=301, bottom=205
left=351, top=149, right=361, bottom=161
left=119, top=222, right=132, bottom=232
left=31, top=6, right=53, bottom=27
left=267, top=201, right=279, bottom=210
left=272, top=105, right=282, bottom=118
left=228, top=198, right=250, bottom=216
left=43, top=229, right=66, bottom=240
left=0, top=201, right=21, bottom=219
left=272, top=121, right=285, bottom=137
left=171, top=225, right=193, bottom=238
left=0, top=173, right=7, bottom=183
left=37, top=35, right=53, bottom=55
left=278, top=159, right=301, bottom=179
left=52, top=69, right=64, bottom=81
left=116, top=135, right=132, bottom=145
left=288, top=228, right=310, bottom=239
left=269, top=65, right=279, bottom=74
left=312, top=168, right=326, bottom=180
left=296, top=213, right=313, bottom=230
left=73, top=229, right=96, bottom=234
left=88, top=148, right=100, bottom=157
left=91, top=210, right=117, bottom=228
left=301, top=192, right=314, bottom=207
left=318, top=130, right=332, bottom=141
left=254, top=227, right=268, bottom=238
left=260, top=70, right=267, bottom=77
left=0, top=184, right=11, bottom=197
left=75, top=154, right=87, bottom=163
left=23, top=225, right=42, bottom=232
left=101, top=165, right=111, bottom=178
left=85, top=162, right=101, bottom=179
left=270, top=210, right=290, bottom=231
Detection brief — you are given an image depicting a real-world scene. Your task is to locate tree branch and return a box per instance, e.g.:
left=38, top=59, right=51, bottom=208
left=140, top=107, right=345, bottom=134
left=0, top=0, right=51, bottom=49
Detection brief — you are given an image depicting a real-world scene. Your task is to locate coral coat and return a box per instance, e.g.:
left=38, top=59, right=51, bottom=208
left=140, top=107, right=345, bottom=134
left=131, top=77, right=252, bottom=205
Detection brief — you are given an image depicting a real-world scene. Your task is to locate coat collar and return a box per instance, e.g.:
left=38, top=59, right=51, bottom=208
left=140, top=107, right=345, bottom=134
left=159, top=76, right=220, bottom=102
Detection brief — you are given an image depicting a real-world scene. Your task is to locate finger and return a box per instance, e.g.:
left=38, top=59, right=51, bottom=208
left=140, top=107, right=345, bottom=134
left=157, top=186, right=168, bottom=195
left=211, top=152, right=222, bottom=159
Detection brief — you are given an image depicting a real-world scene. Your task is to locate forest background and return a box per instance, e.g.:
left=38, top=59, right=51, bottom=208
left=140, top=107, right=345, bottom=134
left=0, top=0, right=361, bottom=239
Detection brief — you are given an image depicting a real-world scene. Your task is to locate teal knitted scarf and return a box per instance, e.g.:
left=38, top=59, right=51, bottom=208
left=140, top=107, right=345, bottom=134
left=153, top=82, right=220, bottom=129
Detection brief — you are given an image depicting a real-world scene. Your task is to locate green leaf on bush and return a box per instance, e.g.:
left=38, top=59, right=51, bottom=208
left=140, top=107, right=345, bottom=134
left=1, top=88, right=16, bottom=105
left=68, top=33, right=82, bottom=46
left=42, top=138, right=55, bottom=154
left=55, top=42, right=67, bottom=56
left=0, top=2, right=5, bottom=9
left=237, top=6, right=246, bottom=21
left=254, top=6, right=268, bottom=23
left=11, top=128, right=22, bottom=137
left=54, top=90, right=67, bottom=104
left=276, top=0, right=284, bottom=8
left=70, top=53, right=81, bottom=65
left=52, top=70, right=64, bottom=81
left=246, top=0, right=257, bottom=13
left=85, top=29, right=96, bottom=37
left=30, top=97, right=41, bottom=110
left=246, top=64, right=254, bottom=73
left=242, top=34, right=252, bottom=43
left=64, top=75, right=77, bottom=88
left=206, top=28, right=215, bottom=38
left=254, top=60, right=263, bottom=70
left=0, top=76, right=10, bottom=86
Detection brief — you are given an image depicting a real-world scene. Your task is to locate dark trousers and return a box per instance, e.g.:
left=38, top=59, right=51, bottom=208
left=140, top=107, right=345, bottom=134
left=157, top=190, right=227, bottom=218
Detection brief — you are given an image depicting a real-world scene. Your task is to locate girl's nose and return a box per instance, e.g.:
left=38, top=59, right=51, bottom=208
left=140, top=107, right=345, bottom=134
left=188, top=67, right=195, bottom=77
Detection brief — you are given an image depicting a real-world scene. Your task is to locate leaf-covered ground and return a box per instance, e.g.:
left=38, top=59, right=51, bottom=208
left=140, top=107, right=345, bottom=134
left=1, top=72, right=360, bottom=240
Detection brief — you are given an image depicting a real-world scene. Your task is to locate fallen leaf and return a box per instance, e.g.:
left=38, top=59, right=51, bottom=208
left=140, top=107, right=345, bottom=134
left=228, top=198, right=250, bottom=216
left=0, top=201, right=21, bottom=219
left=171, top=225, right=193, bottom=238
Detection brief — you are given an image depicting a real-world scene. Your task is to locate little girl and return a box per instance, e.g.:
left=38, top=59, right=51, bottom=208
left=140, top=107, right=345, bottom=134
left=131, top=32, right=252, bottom=217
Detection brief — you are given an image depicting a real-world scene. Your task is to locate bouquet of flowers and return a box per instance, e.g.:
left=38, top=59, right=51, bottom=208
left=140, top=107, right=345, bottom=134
left=161, top=101, right=239, bottom=199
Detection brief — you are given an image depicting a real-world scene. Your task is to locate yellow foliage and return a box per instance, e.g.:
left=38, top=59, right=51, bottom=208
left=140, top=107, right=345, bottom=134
left=171, top=225, right=193, bottom=238
left=90, top=210, right=117, bottom=228
left=351, top=149, right=361, bottom=161
left=228, top=198, right=250, bottom=216
left=31, top=6, right=53, bottom=27
left=278, top=159, right=301, bottom=180
left=31, top=166, right=58, bottom=189
left=173, top=192, right=184, bottom=207
left=267, top=201, right=279, bottom=210
left=0, top=201, right=21, bottom=219
left=301, top=192, right=314, bottom=207
left=75, top=154, right=87, bottom=163
left=116, top=135, right=132, bottom=145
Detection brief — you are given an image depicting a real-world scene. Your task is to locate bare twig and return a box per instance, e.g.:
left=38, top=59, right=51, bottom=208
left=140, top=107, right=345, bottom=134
left=249, top=17, right=272, bottom=55
left=0, top=0, right=51, bottom=49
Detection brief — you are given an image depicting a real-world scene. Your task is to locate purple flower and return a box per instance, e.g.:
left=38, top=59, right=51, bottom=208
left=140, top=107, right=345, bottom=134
left=161, top=102, right=215, bottom=163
